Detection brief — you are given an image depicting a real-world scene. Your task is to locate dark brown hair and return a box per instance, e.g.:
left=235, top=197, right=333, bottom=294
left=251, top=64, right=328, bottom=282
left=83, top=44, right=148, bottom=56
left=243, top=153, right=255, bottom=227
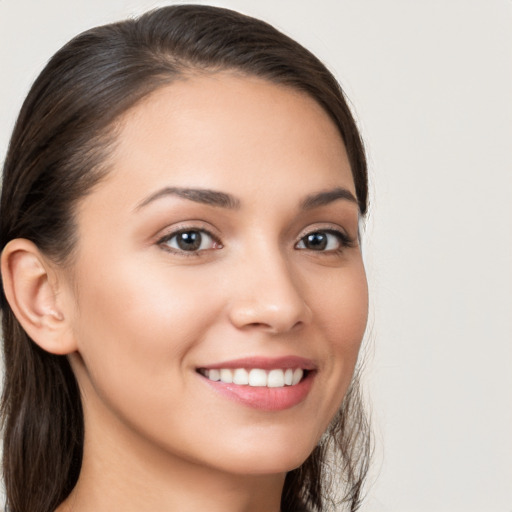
left=0, top=5, right=370, bottom=512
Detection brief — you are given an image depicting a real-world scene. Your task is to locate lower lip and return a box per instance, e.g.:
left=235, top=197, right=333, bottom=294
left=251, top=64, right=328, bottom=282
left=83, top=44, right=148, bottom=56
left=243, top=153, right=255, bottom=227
left=198, top=372, right=315, bottom=411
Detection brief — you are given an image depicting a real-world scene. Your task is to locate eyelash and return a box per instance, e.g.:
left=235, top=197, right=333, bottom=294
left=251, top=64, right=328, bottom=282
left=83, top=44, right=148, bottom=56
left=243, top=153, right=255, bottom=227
left=295, top=228, right=355, bottom=253
left=157, top=226, right=222, bottom=256
left=157, top=226, right=355, bottom=256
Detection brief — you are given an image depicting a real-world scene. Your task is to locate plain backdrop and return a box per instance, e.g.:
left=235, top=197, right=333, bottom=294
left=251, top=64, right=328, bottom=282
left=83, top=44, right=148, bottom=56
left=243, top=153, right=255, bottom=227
left=1, top=1, right=511, bottom=511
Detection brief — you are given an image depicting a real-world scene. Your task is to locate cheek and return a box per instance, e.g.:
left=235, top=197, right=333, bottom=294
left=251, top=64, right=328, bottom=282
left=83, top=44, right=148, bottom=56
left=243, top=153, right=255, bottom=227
left=77, top=256, right=209, bottom=338
left=68, top=257, right=230, bottom=456
left=316, top=261, right=368, bottom=353
left=71, top=257, right=221, bottom=400
left=311, top=262, right=368, bottom=412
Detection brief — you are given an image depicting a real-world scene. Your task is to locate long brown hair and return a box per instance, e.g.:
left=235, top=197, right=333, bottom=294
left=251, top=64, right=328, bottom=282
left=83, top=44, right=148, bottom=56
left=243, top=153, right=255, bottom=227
left=0, top=5, right=370, bottom=512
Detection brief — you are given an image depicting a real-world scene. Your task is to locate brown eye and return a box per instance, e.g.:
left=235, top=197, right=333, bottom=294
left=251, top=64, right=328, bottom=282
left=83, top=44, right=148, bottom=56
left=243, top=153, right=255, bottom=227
left=160, top=229, right=220, bottom=253
left=296, top=230, right=347, bottom=251
left=302, top=233, right=328, bottom=250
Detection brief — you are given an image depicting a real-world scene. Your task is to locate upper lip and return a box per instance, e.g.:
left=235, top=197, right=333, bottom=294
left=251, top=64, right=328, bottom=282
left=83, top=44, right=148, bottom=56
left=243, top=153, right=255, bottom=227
left=197, top=356, right=317, bottom=371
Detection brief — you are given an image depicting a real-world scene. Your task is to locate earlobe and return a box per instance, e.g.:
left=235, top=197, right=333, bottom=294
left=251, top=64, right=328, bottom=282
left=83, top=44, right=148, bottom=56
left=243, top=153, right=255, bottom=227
left=1, top=238, right=77, bottom=355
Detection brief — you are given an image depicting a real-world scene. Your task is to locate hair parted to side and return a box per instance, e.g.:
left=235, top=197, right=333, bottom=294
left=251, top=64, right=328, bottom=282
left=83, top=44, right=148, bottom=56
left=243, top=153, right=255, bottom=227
left=0, top=5, right=370, bottom=512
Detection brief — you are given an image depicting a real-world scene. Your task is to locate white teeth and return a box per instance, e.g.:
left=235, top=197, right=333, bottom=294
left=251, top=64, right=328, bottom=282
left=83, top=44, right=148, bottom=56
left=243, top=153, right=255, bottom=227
left=233, top=368, right=249, bottom=385
left=292, top=368, right=303, bottom=385
left=202, top=367, right=306, bottom=388
left=220, top=369, right=233, bottom=383
left=267, top=369, right=285, bottom=388
left=249, top=369, right=267, bottom=387
left=209, top=369, right=220, bottom=382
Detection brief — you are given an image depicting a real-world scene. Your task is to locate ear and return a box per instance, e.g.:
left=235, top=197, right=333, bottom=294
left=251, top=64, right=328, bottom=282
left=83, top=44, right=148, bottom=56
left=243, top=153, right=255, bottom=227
left=1, top=238, right=77, bottom=355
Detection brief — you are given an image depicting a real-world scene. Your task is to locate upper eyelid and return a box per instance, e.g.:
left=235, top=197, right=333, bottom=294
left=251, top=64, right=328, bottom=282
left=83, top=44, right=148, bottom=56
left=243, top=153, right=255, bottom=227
left=156, top=222, right=220, bottom=242
left=295, top=223, right=352, bottom=241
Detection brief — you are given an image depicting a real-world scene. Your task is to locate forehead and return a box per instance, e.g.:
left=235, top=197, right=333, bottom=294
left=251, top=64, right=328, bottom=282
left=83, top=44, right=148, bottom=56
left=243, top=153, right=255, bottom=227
left=87, top=72, right=355, bottom=211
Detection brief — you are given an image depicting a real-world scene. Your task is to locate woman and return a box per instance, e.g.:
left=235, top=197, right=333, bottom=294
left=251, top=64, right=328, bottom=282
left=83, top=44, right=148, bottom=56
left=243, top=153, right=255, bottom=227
left=0, top=5, right=370, bottom=512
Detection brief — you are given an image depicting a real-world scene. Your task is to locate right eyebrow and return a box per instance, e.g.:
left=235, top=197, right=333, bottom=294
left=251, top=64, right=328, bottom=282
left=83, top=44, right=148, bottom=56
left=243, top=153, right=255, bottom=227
left=134, top=187, right=241, bottom=211
left=300, top=187, right=358, bottom=210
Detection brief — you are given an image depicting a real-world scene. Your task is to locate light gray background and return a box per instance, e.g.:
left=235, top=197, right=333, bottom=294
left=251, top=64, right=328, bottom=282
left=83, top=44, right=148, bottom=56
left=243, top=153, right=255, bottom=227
left=1, top=1, right=511, bottom=511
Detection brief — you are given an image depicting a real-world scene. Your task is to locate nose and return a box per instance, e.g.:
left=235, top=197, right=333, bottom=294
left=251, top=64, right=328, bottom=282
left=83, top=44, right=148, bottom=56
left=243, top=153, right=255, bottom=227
left=227, top=251, right=312, bottom=334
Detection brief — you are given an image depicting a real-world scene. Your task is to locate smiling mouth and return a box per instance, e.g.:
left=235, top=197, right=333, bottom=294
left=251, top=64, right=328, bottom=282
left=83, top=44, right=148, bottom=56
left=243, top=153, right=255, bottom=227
left=197, top=367, right=307, bottom=388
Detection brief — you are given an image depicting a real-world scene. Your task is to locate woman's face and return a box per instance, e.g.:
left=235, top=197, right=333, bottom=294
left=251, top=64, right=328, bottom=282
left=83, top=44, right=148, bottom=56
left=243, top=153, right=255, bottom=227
left=63, top=73, right=368, bottom=476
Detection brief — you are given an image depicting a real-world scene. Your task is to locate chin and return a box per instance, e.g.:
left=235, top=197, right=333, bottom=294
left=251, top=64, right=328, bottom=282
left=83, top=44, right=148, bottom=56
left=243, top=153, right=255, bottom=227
left=205, top=433, right=318, bottom=476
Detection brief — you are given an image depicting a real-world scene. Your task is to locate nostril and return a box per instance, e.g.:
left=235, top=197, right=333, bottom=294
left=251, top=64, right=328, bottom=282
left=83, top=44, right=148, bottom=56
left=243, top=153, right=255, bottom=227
left=243, top=319, right=304, bottom=334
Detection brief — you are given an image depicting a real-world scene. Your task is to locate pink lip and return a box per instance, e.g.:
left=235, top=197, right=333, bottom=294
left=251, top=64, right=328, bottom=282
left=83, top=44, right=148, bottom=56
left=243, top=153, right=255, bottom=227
left=196, top=356, right=317, bottom=411
left=197, top=355, right=317, bottom=371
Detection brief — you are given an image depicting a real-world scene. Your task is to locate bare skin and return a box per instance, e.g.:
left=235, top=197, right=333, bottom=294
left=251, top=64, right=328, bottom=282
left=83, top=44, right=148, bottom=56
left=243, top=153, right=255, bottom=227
left=3, top=72, right=367, bottom=512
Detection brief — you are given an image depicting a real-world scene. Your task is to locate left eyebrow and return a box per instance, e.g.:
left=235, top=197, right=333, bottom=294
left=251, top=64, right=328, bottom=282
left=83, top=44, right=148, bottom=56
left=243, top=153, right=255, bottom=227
left=300, top=187, right=358, bottom=210
left=134, top=187, right=241, bottom=211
